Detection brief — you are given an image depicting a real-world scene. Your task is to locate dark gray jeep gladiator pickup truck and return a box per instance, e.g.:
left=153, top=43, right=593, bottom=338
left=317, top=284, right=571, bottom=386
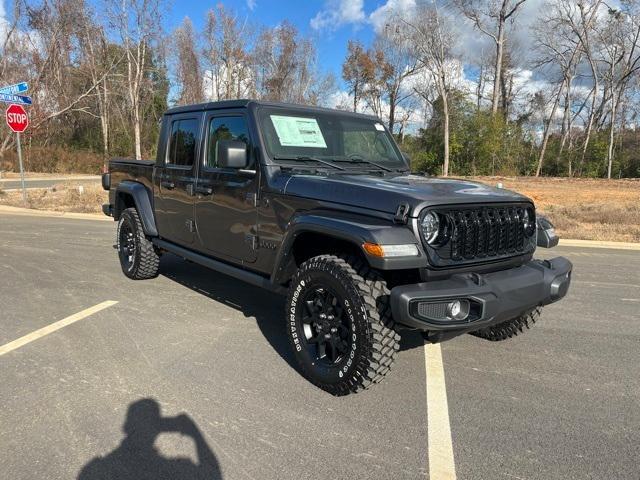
left=102, top=100, right=572, bottom=395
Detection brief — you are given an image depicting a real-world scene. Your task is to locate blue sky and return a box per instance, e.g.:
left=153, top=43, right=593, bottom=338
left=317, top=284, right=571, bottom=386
left=165, top=0, right=390, bottom=86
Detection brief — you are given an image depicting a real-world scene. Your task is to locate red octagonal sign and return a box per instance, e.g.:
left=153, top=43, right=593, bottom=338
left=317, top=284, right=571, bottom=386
left=6, top=103, right=29, bottom=133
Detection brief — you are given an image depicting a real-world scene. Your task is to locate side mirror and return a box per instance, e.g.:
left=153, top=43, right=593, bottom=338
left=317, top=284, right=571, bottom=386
left=217, top=140, right=249, bottom=169
left=536, top=216, right=559, bottom=248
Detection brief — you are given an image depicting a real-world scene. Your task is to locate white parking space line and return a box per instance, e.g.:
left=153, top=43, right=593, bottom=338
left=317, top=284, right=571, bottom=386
left=0, top=301, right=118, bottom=356
left=425, top=342, right=457, bottom=480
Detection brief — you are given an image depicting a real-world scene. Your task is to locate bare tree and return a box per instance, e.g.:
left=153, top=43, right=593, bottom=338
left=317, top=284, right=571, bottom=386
left=595, top=2, right=640, bottom=179
left=254, top=22, right=328, bottom=105
left=342, top=40, right=372, bottom=112
left=361, top=47, right=393, bottom=119
left=110, top=0, right=163, bottom=160
left=202, top=5, right=253, bottom=101
left=454, top=0, right=528, bottom=115
left=1, top=0, right=119, bottom=159
left=532, top=0, right=583, bottom=176
left=78, top=4, right=119, bottom=159
left=254, top=22, right=301, bottom=102
left=376, top=22, right=419, bottom=133
left=404, top=4, right=458, bottom=176
left=562, top=0, right=603, bottom=175
left=174, top=17, right=203, bottom=105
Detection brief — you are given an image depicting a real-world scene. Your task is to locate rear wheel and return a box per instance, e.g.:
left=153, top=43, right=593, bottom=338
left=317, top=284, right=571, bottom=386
left=285, top=255, right=400, bottom=396
left=470, top=308, right=541, bottom=341
left=116, top=207, right=160, bottom=280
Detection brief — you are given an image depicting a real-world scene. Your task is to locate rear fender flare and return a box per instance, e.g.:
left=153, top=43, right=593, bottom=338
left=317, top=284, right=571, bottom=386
left=115, top=181, right=158, bottom=237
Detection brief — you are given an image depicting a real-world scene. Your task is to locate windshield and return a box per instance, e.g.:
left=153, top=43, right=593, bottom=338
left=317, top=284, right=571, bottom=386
left=258, top=106, right=407, bottom=170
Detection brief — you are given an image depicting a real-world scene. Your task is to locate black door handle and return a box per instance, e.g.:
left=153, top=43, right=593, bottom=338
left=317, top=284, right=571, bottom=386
left=161, top=180, right=175, bottom=189
left=195, top=186, right=213, bottom=195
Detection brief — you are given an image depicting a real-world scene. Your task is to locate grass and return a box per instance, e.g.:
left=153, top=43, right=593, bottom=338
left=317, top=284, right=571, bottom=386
left=0, top=182, right=107, bottom=214
left=0, top=176, right=638, bottom=243
left=0, top=147, right=103, bottom=174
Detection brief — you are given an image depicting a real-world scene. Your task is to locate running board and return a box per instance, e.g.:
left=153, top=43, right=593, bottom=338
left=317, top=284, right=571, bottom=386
left=152, top=238, right=286, bottom=295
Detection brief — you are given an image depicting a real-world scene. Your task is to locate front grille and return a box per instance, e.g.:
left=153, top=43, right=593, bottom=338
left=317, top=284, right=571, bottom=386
left=426, top=204, right=533, bottom=266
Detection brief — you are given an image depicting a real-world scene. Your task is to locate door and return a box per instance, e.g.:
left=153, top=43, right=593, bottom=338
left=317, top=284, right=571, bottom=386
left=155, top=114, right=202, bottom=246
left=194, top=113, right=258, bottom=263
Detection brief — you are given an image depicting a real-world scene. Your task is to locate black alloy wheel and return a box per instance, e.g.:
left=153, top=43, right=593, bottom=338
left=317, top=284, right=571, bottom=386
left=301, top=287, right=352, bottom=366
left=118, top=219, right=137, bottom=272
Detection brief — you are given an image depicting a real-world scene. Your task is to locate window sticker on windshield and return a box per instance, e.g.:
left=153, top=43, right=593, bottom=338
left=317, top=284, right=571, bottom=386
left=270, top=115, right=328, bottom=148
left=374, top=123, right=385, bottom=131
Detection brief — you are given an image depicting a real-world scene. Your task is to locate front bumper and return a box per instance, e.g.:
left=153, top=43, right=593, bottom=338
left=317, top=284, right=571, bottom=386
left=390, top=257, right=572, bottom=333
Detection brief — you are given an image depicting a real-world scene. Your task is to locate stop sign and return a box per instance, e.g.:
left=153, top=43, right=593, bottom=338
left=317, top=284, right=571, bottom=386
left=6, top=104, right=29, bottom=133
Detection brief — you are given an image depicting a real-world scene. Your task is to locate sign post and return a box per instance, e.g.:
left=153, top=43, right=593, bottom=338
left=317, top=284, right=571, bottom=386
left=5, top=103, right=29, bottom=206
left=16, top=132, right=26, bottom=205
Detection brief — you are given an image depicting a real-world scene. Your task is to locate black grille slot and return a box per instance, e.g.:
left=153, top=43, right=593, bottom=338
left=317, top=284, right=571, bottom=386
left=417, top=302, right=449, bottom=320
left=434, top=205, right=530, bottom=263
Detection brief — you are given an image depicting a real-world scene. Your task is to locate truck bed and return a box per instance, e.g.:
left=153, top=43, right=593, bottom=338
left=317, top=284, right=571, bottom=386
left=108, top=158, right=155, bottom=194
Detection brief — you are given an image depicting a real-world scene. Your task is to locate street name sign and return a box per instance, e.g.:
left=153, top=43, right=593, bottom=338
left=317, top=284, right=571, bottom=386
left=0, top=82, right=29, bottom=95
left=0, top=93, right=32, bottom=105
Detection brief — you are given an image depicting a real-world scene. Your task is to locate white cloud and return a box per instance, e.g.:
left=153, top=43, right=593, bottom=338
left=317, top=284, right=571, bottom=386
left=369, top=0, right=417, bottom=33
left=310, top=0, right=420, bottom=34
left=246, top=0, right=256, bottom=11
left=310, top=0, right=366, bottom=31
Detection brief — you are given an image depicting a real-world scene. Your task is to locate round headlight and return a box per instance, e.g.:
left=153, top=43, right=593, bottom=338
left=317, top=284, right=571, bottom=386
left=420, top=212, right=440, bottom=244
left=523, top=208, right=536, bottom=237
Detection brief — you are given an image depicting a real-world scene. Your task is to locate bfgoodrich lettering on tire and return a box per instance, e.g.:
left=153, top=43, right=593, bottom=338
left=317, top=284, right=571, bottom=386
left=285, top=254, right=400, bottom=396
left=116, top=207, right=160, bottom=280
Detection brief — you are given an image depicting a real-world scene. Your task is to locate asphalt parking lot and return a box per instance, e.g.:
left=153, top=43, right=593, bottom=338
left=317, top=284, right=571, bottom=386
left=1, top=212, right=638, bottom=479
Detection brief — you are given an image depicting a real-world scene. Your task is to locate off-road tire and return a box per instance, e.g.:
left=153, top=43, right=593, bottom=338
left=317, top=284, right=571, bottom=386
left=470, top=308, right=541, bottom=341
left=285, top=254, right=400, bottom=396
left=116, top=207, right=160, bottom=280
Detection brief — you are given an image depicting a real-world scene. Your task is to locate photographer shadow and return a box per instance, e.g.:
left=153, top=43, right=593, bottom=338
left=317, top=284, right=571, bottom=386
left=78, top=398, right=222, bottom=480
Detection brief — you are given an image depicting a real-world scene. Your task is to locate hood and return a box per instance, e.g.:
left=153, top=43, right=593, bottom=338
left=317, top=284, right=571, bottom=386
left=283, top=173, right=531, bottom=215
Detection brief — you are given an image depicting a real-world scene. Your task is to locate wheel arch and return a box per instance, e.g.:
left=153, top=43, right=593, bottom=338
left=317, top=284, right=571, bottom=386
left=114, top=181, right=158, bottom=237
left=270, top=213, right=426, bottom=286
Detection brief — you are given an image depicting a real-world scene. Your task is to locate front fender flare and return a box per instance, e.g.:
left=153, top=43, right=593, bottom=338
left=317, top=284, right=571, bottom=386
left=270, top=213, right=427, bottom=285
left=115, top=181, right=158, bottom=237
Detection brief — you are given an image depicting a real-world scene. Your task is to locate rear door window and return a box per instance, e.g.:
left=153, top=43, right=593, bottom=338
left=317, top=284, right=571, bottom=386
left=167, top=118, right=200, bottom=167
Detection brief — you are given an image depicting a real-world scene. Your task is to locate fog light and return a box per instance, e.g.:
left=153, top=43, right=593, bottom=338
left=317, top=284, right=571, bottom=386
left=446, top=300, right=470, bottom=321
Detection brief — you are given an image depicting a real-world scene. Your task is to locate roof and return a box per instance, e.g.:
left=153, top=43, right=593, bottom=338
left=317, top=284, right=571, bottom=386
left=164, top=99, right=380, bottom=120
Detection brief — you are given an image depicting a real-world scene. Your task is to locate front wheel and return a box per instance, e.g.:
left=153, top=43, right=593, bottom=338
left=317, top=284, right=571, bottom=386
left=285, top=255, right=400, bottom=396
left=116, top=207, right=160, bottom=280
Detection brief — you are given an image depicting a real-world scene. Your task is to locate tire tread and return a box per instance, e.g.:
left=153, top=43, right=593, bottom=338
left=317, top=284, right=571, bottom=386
left=118, top=208, right=160, bottom=280
left=470, top=308, right=541, bottom=341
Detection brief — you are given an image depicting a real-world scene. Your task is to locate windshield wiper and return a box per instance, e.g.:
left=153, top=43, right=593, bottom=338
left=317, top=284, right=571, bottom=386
left=333, top=156, right=393, bottom=172
left=273, top=155, right=345, bottom=171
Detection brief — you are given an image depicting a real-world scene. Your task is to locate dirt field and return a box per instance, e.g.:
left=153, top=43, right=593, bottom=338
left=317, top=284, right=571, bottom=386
left=0, top=183, right=107, bottom=214
left=470, top=177, right=640, bottom=242
left=0, top=177, right=638, bottom=242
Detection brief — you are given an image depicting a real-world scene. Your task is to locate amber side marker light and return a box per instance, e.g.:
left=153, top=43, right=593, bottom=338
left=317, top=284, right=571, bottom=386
left=363, top=242, right=420, bottom=258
